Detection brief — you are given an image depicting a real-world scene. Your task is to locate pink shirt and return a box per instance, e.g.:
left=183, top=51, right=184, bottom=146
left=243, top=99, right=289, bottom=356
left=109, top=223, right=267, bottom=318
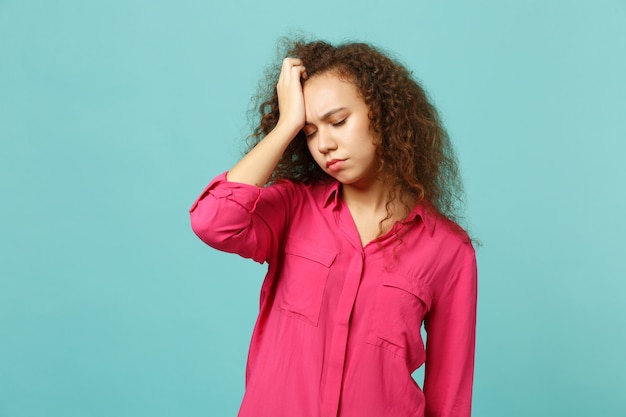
left=190, top=172, right=477, bottom=417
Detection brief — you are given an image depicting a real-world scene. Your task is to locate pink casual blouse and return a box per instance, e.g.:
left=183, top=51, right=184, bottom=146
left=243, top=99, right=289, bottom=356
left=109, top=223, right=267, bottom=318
left=190, top=172, right=477, bottom=417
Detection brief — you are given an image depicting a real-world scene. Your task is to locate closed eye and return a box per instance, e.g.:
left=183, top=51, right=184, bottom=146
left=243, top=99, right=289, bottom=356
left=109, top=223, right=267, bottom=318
left=304, top=130, right=317, bottom=139
left=332, top=119, right=346, bottom=127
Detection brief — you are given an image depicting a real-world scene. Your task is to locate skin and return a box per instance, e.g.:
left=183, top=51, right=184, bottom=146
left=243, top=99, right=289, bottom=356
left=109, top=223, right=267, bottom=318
left=227, top=58, right=308, bottom=188
left=302, top=72, right=379, bottom=192
left=227, top=58, right=407, bottom=246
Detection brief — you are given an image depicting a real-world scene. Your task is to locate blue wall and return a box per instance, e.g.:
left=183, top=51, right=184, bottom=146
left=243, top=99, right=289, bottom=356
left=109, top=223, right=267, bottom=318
left=1, top=0, right=625, bottom=416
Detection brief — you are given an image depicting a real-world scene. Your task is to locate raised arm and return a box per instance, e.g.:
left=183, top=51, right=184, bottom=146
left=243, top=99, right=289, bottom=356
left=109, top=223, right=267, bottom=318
left=189, top=58, right=308, bottom=263
left=227, top=58, right=307, bottom=186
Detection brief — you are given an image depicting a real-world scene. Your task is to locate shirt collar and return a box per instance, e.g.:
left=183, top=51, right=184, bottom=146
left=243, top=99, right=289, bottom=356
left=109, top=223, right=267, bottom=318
left=323, top=181, right=437, bottom=236
left=404, top=199, right=437, bottom=236
left=323, top=181, right=341, bottom=208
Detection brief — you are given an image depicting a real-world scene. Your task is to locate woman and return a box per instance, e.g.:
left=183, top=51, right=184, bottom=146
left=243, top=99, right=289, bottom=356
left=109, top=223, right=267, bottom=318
left=190, top=39, right=477, bottom=417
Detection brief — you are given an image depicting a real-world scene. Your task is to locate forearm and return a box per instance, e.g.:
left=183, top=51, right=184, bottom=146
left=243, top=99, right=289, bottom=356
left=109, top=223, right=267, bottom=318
left=227, top=123, right=299, bottom=187
left=227, top=58, right=307, bottom=186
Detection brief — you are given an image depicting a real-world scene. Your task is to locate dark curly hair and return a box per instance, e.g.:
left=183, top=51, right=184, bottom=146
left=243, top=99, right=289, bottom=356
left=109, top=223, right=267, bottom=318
left=249, top=38, right=465, bottom=227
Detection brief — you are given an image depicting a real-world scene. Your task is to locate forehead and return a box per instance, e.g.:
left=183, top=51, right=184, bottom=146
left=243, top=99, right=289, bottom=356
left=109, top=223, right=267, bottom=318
left=303, top=72, right=365, bottom=118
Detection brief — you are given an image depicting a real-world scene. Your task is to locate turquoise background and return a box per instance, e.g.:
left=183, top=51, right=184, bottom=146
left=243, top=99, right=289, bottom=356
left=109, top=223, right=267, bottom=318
left=1, top=0, right=625, bottom=416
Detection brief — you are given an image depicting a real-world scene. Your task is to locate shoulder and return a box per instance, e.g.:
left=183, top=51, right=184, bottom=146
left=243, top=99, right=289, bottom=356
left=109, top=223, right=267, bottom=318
left=416, top=213, right=477, bottom=304
left=420, top=206, right=476, bottom=266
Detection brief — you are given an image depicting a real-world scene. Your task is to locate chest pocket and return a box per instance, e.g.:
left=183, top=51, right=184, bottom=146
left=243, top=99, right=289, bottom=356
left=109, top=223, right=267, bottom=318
left=366, top=272, right=432, bottom=369
left=278, top=238, right=337, bottom=326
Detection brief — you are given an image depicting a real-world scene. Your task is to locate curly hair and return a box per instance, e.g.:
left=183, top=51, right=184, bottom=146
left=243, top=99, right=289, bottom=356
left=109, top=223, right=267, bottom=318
left=249, top=38, right=465, bottom=226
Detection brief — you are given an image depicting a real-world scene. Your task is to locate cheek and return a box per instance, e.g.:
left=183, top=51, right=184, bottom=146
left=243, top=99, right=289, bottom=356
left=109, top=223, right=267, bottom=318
left=306, top=140, right=315, bottom=157
left=306, top=141, right=323, bottom=164
left=306, top=139, right=320, bottom=161
left=314, top=155, right=326, bottom=168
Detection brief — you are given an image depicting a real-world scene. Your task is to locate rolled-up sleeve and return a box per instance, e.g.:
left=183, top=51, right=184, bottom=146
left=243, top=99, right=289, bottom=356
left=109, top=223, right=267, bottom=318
left=189, top=172, right=292, bottom=264
left=423, top=249, right=478, bottom=417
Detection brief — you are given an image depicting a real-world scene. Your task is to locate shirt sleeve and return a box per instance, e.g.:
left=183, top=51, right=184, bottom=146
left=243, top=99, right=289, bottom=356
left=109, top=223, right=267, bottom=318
left=189, top=172, right=294, bottom=264
left=423, top=249, right=478, bottom=417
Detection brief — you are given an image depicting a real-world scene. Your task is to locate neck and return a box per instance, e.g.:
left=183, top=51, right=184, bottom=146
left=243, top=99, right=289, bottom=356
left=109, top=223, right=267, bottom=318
left=340, top=180, right=417, bottom=246
left=341, top=180, right=389, bottom=214
left=341, top=179, right=417, bottom=222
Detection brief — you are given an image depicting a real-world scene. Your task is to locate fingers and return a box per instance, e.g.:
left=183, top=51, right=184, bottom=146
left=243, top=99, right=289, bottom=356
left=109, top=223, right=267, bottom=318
left=283, top=57, right=303, bottom=67
left=275, top=58, right=307, bottom=136
left=278, top=58, right=307, bottom=84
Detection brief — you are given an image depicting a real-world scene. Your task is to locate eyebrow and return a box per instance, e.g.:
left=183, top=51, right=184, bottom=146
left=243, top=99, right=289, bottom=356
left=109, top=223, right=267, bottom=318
left=319, top=107, right=347, bottom=120
left=305, top=107, right=347, bottom=127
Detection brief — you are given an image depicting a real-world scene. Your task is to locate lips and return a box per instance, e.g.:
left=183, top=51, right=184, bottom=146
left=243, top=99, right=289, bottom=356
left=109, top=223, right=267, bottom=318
left=326, top=159, right=345, bottom=168
left=326, top=158, right=346, bottom=172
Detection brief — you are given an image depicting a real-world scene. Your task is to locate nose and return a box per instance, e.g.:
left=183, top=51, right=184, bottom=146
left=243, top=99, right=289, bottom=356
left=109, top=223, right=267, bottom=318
left=316, top=129, right=337, bottom=154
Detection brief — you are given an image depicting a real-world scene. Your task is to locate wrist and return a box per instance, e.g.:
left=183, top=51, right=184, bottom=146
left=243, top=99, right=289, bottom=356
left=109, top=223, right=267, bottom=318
left=273, top=119, right=303, bottom=141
